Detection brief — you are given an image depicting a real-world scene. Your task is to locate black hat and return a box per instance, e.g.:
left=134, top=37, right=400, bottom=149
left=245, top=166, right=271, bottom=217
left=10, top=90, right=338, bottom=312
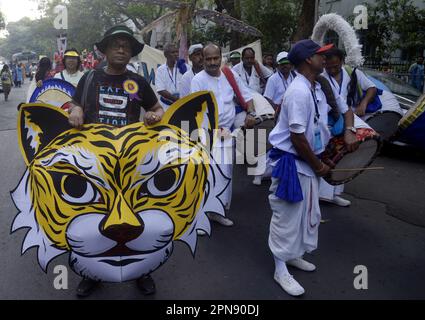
left=96, top=25, right=144, bottom=57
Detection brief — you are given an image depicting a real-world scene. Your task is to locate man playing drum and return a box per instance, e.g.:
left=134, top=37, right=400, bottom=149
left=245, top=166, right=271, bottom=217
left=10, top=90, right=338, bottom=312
left=319, top=48, right=370, bottom=207
left=267, top=40, right=346, bottom=297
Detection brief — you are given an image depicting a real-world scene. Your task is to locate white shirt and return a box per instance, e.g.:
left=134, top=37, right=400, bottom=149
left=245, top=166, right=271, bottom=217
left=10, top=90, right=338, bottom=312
left=54, top=70, right=84, bottom=87
left=156, top=63, right=190, bottom=108
left=232, top=62, right=273, bottom=94
left=322, top=67, right=376, bottom=107
left=263, top=71, right=295, bottom=105
left=269, top=73, right=331, bottom=177
left=191, top=69, right=253, bottom=130
left=179, top=68, right=197, bottom=98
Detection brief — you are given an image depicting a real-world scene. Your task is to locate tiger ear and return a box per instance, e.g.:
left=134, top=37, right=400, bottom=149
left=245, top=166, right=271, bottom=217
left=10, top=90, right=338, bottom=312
left=160, top=91, right=218, bottom=150
left=18, top=103, right=72, bottom=166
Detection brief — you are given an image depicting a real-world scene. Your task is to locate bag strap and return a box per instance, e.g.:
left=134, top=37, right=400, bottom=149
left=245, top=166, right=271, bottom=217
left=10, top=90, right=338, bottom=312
left=82, top=69, right=95, bottom=108
left=60, top=71, right=65, bottom=81
left=221, top=66, right=248, bottom=110
left=316, top=75, right=340, bottom=121
left=253, top=61, right=266, bottom=85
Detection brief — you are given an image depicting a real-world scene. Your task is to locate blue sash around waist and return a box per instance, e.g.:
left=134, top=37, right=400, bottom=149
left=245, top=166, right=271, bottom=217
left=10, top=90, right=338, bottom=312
left=269, top=148, right=304, bottom=203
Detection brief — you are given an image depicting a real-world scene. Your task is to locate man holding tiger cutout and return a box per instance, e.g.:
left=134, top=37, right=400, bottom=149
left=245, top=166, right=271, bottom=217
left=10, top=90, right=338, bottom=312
left=67, top=25, right=164, bottom=297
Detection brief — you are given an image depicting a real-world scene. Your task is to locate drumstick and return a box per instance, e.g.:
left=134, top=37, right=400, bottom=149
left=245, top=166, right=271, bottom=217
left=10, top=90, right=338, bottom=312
left=330, top=167, right=385, bottom=172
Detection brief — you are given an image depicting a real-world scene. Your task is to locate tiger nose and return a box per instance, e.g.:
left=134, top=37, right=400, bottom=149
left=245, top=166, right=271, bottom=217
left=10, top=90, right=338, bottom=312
left=101, top=194, right=144, bottom=243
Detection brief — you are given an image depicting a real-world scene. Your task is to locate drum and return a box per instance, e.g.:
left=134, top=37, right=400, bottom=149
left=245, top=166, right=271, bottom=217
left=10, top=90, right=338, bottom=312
left=235, top=92, right=275, bottom=171
left=365, top=110, right=402, bottom=141
left=236, top=92, right=275, bottom=152
left=252, top=91, right=275, bottom=117
left=364, top=89, right=403, bottom=141
left=397, top=94, right=425, bottom=149
left=252, top=91, right=275, bottom=153
left=29, top=78, right=75, bottom=110
left=321, top=120, right=382, bottom=185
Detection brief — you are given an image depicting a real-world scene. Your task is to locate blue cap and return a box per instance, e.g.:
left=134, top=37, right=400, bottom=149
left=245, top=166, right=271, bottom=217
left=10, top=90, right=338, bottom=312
left=288, top=40, right=334, bottom=66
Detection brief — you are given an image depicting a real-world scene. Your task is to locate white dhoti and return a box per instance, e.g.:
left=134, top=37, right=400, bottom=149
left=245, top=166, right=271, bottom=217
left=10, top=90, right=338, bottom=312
left=234, top=110, right=270, bottom=177
left=268, top=174, right=321, bottom=262
left=212, top=135, right=234, bottom=210
left=319, top=179, right=344, bottom=200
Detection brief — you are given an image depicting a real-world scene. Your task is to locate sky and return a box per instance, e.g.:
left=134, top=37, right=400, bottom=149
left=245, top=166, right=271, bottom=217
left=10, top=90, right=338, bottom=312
left=0, top=0, right=40, bottom=23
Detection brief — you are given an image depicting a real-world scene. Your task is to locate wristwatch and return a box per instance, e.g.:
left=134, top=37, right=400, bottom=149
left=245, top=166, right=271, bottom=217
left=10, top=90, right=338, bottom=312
left=248, top=111, right=256, bottom=117
left=345, top=126, right=357, bottom=134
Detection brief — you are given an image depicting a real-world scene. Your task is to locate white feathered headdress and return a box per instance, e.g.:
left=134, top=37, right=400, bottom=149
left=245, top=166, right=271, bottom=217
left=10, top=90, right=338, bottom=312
left=311, top=13, right=364, bottom=67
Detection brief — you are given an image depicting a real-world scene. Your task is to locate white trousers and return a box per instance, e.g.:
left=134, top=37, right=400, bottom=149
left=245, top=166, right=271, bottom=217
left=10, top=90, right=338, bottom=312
left=234, top=111, right=269, bottom=177
left=268, top=174, right=321, bottom=262
left=319, top=179, right=344, bottom=200
left=212, top=136, right=234, bottom=210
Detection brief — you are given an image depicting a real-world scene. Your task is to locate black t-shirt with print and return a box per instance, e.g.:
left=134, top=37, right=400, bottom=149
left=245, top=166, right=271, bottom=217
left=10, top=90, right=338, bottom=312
left=73, top=68, right=158, bottom=127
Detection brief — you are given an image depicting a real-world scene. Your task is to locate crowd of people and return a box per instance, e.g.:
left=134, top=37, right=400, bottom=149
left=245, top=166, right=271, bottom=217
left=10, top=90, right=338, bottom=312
left=12, top=23, right=423, bottom=298
left=58, top=23, right=380, bottom=298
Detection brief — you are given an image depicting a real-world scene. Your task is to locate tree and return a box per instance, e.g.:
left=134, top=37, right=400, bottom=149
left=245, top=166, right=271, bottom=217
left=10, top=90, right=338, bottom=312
left=360, top=0, right=425, bottom=61
left=0, top=17, right=57, bottom=59
left=217, top=0, right=302, bottom=52
left=291, top=0, right=317, bottom=42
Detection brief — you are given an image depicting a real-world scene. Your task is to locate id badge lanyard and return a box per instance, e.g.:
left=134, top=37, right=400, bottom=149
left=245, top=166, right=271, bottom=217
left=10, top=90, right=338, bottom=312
left=278, top=71, right=291, bottom=92
left=311, top=88, right=322, bottom=152
left=327, top=70, right=343, bottom=95
left=167, top=65, right=178, bottom=93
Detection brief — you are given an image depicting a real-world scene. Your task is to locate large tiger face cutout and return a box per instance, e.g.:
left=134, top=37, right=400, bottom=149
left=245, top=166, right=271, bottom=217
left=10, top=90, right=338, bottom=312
left=11, top=92, right=229, bottom=282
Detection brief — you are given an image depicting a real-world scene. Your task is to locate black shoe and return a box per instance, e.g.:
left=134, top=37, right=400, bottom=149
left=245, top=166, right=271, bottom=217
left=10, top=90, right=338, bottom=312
left=76, top=278, right=99, bottom=297
left=136, top=275, right=156, bottom=295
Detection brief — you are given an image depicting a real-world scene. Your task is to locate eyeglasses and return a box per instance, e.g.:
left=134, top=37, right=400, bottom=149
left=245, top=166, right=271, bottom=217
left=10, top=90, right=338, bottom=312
left=109, top=41, right=132, bottom=51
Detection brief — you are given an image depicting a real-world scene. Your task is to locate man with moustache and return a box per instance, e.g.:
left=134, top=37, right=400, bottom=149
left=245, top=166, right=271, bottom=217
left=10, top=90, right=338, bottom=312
left=233, top=47, right=273, bottom=94
left=191, top=44, right=255, bottom=227
left=267, top=40, right=334, bottom=297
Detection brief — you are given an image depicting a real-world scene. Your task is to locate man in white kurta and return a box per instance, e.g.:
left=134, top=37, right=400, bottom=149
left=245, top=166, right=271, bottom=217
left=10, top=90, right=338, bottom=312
left=156, top=44, right=190, bottom=110
left=179, top=44, right=204, bottom=98
left=191, top=44, right=255, bottom=227
left=319, top=48, right=375, bottom=206
left=249, top=51, right=296, bottom=186
left=268, top=39, right=335, bottom=297
left=232, top=47, right=273, bottom=94
left=264, top=51, right=296, bottom=110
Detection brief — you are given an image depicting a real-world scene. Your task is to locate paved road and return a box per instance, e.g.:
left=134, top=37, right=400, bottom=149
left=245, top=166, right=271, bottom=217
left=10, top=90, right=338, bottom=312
left=0, top=83, right=424, bottom=299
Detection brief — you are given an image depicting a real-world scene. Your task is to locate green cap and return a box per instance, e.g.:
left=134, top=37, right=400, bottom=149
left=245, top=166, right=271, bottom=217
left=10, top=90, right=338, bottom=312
left=229, top=51, right=241, bottom=59
left=96, top=25, right=144, bottom=57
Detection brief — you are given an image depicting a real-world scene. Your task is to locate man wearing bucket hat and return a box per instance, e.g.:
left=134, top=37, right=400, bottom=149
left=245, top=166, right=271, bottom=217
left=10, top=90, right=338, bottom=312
left=68, top=25, right=163, bottom=130
left=264, top=51, right=296, bottom=111
left=179, top=43, right=204, bottom=98
left=67, top=25, right=164, bottom=297
left=54, top=48, right=84, bottom=87
left=267, top=39, right=335, bottom=297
